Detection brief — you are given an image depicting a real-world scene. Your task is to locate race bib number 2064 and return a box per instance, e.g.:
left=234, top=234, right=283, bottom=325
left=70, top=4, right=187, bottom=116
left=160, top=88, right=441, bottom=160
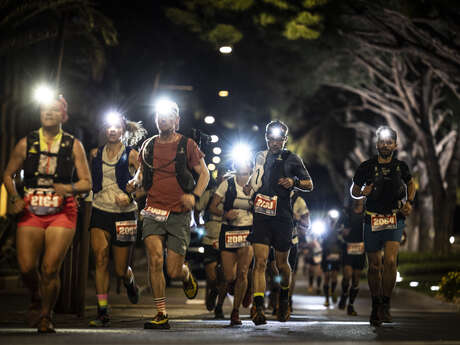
left=371, top=213, right=397, bottom=232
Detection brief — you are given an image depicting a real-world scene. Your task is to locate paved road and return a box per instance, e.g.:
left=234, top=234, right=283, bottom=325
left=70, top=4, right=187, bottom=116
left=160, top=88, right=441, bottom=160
left=1, top=272, right=459, bottom=345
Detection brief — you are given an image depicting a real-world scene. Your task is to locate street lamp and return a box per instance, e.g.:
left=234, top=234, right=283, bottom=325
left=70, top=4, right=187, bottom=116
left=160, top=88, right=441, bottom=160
left=219, top=46, right=232, bottom=54
left=212, top=156, right=221, bottom=164
left=210, top=135, right=219, bottom=143
left=208, top=163, right=216, bottom=171
left=213, top=147, right=222, bottom=155
left=218, top=90, right=229, bottom=97
left=204, top=115, right=215, bottom=124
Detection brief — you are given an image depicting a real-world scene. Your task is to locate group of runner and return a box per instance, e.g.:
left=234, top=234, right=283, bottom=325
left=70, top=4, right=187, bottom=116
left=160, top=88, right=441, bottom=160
left=3, top=94, right=414, bottom=332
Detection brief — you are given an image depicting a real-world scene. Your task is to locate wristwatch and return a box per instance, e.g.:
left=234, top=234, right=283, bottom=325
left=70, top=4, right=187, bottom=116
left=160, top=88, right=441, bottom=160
left=10, top=194, right=20, bottom=203
left=293, top=177, right=301, bottom=188
left=192, top=192, right=200, bottom=203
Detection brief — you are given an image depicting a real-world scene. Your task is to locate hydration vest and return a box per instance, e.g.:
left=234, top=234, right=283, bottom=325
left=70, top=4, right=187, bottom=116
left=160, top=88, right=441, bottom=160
left=366, top=156, right=406, bottom=211
left=23, top=130, right=75, bottom=189
left=223, top=176, right=237, bottom=212
left=141, top=135, right=195, bottom=193
left=251, top=150, right=292, bottom=199
left=91, top=145, right=133, bottom=194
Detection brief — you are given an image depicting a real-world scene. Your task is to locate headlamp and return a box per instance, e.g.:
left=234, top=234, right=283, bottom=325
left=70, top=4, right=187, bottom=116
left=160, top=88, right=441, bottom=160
left=231, top=143, right=252, bottom=168
left=33, top=84, right=55, bottom=106
left=312, top=220, right=326, bottom=236
left=266, top=126, right=286, bottom=140
left=105, top=111, right=124, bottom=127
left=155, top=99, right=179, bottom=118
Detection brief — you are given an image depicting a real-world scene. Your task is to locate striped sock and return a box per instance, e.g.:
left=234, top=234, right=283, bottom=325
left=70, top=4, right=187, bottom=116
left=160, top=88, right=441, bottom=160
left=96, top=294, right=108, bottom=312
left=154, top=297, right=167, bottom=315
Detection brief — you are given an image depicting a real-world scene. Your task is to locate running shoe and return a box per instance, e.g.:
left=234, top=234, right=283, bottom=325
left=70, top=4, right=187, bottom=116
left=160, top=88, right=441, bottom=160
left=144, top=312, right=170, bottom=330
left=37, top=316, right=55, bottom=333
left=183, top=270, right=198, bottom=299
left=347, top=304, right=357, bottom=316
left=369, top=305, right=382, bottom=326
left=230, top=309, right=242, bottom=326
left=277, top=297, right=290, bottom=322
left=252, top=307, right=267, bottom=326
left=89, top=312, right=111, bottom=327
left=324, top=298, right=330, bottom=307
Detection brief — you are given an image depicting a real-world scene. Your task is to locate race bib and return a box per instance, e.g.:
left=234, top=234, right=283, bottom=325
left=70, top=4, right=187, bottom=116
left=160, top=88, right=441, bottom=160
left=371, top=213, right=397, bottom=232
left=141, top=206, right=170, bottom=222
left=115, top=220, right=137, bottom=242
left=26, top=189, right=64, bottom=215
left=347, top=242, right=365, bottom=255
left=225, top=230, right=250, bottom=249
left=254, top=194, right=277, bottom=216
left=326, top=253, right=340, bottom=261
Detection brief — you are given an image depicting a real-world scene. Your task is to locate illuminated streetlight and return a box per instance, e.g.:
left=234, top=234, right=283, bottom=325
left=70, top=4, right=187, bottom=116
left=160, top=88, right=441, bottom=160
left=213, top=147, right=222, bottom=155
left=328, top=209, right=340, bottom=219
left=218, top=90, right=229, bottom=97
left=210, top=135, right=219, bottom=143
left=212, top=156, right=221, bottom=164
left=208, top=163, right=216, bottom=171
left=431, top=285, right=440, bottom=291
left=409, top=281, right=419, bottom=287
left=219, top=46, right=232, bottom=54
left=204, top=115, right=215, bottom=124
left=396, top=271, right=403, bottom=283
left=449, top=236, right=455, bottom=244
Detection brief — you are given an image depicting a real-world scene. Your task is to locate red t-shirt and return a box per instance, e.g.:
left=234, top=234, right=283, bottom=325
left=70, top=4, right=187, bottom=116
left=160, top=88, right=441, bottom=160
left=140, top=135, right=204, bottom=213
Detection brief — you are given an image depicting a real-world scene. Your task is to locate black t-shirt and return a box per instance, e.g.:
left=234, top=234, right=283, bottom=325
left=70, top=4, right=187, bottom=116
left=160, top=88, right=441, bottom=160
left=256, top=150, right=311, bottom=220
left=353, top=156, right=412, bottom=214
left=343, top=211, right=364, bottom=243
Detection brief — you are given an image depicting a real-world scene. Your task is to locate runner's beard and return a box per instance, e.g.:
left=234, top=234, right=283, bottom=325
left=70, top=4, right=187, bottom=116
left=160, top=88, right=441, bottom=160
left=378, top=148, right=393, bottom=159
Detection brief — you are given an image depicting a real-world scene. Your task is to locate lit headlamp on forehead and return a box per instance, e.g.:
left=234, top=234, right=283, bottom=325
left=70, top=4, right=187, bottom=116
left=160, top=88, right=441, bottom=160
left=105, top=111, right=125, bottom=128
left=376, top=126, right=397, bottom=142
left=155, top=99, right=179, bottom=118
left=265, top=120, right=288, bottom=140
left=33, top=84, right=56, bottom=106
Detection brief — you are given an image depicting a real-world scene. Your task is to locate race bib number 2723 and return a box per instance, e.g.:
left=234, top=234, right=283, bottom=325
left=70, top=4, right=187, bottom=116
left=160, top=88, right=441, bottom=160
left=254, top=194, right=277, bottom=216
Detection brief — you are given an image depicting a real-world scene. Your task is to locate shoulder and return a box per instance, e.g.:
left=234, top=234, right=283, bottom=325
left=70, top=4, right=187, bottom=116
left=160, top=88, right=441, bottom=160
left=255, top=150, right=268, bottom=164
left=358, top=158, right=376, bottom=171
left=72, top=138, right=86, bottom=152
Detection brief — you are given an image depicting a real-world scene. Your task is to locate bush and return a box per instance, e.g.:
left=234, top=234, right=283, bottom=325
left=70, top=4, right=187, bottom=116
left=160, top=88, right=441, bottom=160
left=399, top=262, right=460, bottom=276
left=398, top=251, right=460, bottom=264
left=438, top=271, right=460, bottom=302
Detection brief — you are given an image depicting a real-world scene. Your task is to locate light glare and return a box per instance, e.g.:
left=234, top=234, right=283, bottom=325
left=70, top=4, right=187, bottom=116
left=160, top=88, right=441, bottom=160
left=231, top=143, right=252, bottom=166
left=409, top=281, right=419, bottom=287
left=218, top=90, right=229, bottom=97
left=431, top=285, right=440, bottom=291
left=208, top=163, right=216, bottom=171
left=219, top=46, right=232, bottom=54
left=34, top=85, right=55, bottom=105
left=204, top=115, right=215, bottom=124
left=312, top=220, right=326, bottom=236
left=328, top=209, right=339, bottom=219
left=212, top=156, right=221, bottom=164
left=213, top=147, right=222, bottom=155
left=449, top=236, right=455, bottom=244
left=155, top=98, right=178, bottom=116
left=210, top=135, right=219, bottom=143
left=105, top=111, right=122, bottom=127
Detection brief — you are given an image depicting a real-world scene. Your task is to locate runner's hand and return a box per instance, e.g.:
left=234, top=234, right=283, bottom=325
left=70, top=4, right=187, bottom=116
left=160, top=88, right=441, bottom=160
left=115, top=193, right=130, bottom=207
left=11, top=199, right=26, bottom=214
left=126, top=179, right=137, bottom=193
left=278, top=177, right=294, bottom=189
left=361, top=183, right=373, bottom=196
left=181, top=193, right=195, bottom=211
left=224, top=209, right=238, bottom=220
left=53, top=183, right=69, bottom=196
left=401, top=201, right=412, bottom=216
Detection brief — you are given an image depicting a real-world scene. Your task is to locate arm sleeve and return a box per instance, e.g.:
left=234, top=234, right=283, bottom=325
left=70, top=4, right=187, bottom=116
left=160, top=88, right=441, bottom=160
left=195, top=190, right=212, bottom=212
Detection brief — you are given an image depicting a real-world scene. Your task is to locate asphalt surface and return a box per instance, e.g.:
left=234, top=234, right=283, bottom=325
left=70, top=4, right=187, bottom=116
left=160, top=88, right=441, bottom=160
left=0, top=266, right=459, bottom=345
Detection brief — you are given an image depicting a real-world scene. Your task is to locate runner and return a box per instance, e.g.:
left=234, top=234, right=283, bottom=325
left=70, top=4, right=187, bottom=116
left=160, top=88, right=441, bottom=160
left=88, top=112, right=146, bottom=326
left=245, top=120, right=313, bottom=325
left=194, top=167, right=227, bottom=319
left=320, top=212, right=341, bottom=307
left=209, top=157, right=254, bottom=326
left=3, top=93, right=91, bottom=333
left=338, top=199, right=366, bottom=316
left=351, top=126, right=415, bottom=326
left=289, top=191, right=310, bottom=311
left=127, top=99, right=209, bottom=329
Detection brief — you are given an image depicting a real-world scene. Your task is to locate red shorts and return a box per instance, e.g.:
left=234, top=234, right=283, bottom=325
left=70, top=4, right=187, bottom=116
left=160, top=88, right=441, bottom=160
left=18, top=197, right=78, bottom=230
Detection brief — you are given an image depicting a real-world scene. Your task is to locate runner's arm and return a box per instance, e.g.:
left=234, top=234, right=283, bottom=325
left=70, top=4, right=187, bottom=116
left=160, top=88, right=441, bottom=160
left=3, top=137, right=27, bottom=198
left=191, top=157, right=210, bottom=198
left=70, top=139, right=92, bottom=193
